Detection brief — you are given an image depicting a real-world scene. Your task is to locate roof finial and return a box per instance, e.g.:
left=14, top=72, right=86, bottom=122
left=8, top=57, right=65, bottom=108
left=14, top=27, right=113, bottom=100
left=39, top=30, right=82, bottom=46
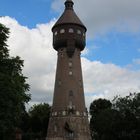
left=65, top=0, right=74, bottom=10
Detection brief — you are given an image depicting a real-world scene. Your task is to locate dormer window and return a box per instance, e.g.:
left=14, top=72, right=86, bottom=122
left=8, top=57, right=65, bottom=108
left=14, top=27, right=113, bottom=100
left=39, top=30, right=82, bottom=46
left=77, top=30, right=81, bottom=35
left=69, top=28, right=74, bottom=33
left=60, top=29, right=65, bottom=33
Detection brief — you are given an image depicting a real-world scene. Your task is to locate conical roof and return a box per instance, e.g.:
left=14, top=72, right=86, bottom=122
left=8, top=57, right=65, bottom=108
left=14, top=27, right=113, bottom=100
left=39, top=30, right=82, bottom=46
left=52, top=0, right=86, bottom=31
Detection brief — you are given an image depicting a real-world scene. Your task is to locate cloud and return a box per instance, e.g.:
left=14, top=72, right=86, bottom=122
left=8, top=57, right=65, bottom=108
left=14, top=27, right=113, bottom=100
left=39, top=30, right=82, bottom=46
left=51, top=0, right=63, bottom=13
left=82, top=58, right=140, bottom=96
left=0, top=16, right=140, bottom=109
left=133, top=59, right=140, bottom=65
left=82, top=58, right=140, bottom=108
left=0, top=16, right=57, bottom=106
left=52, top=0, right=140, bottom=37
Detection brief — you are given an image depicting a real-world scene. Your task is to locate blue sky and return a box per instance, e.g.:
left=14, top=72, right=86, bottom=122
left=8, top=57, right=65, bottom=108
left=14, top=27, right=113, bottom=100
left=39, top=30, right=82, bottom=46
left=87, top=31, right=140, bottom=67
left=1, top=0, right=140, bottom=68
left=0, top=0, right=140, bottom=106
left=0, top=0, right=55, bottom=27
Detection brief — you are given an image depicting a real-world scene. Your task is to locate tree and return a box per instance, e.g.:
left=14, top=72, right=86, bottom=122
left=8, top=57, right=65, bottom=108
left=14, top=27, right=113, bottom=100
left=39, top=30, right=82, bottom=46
left=90, top=93, right=140, bottom=140
left=26, top=103, right=51, bottom=139
left=0, top=23, right=30, bottom=139
left=90, top=99, right=113, bottom=139
left=90, top=98, right=112, bottom=116
left=113, top=93, right=140, bottom=139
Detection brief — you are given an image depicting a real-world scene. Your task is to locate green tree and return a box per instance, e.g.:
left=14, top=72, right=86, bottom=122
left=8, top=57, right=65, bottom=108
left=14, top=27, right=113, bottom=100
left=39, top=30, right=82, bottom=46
left=90, top=98, right=112, bottom=116
left=90, top=98, right=113, bottom=139
left=0, top=23, right=30, bottom=139
left=90, top=93, right=140, bottom=140
left=113, top=93, right=140, bottom=139
left=27, top=103, right=51, bottom=139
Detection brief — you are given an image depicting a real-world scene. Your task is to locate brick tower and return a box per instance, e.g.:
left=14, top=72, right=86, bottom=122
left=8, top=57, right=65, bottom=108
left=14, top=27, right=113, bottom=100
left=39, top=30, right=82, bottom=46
left=47, top=0, right=91, bottom=140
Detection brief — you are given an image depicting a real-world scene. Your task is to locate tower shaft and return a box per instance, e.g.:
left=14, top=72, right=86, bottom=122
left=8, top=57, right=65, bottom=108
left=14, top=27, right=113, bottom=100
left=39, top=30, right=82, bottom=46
left=47, top=48, right=91, bottom=140
left=53, top=48, right=85, bottom=112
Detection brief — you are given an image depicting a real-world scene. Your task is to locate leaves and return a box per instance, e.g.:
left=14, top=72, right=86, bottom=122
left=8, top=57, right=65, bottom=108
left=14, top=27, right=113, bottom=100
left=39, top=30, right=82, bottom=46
left=26, top=103, right=51, bottom=138
left=0, top=23, right=9, bottom=58
left=0, top=23, right=30, bottom=139
left=90, top=93, right=140, bottom=140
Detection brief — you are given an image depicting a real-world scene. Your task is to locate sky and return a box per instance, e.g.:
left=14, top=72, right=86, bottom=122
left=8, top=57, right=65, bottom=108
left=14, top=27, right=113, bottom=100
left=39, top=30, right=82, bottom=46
left=0, top=0, right=140, bottom=109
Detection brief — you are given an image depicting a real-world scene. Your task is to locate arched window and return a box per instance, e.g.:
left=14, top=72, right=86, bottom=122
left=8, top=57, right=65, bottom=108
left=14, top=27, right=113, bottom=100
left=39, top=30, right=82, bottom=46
left=69, top=28, right=74, bottom=33
left=60, top=29, right=65, bottom=33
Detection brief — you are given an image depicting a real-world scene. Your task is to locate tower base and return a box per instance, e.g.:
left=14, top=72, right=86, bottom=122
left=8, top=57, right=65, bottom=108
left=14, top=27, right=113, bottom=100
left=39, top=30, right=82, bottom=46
left=46, top=116, right=91, bottom=140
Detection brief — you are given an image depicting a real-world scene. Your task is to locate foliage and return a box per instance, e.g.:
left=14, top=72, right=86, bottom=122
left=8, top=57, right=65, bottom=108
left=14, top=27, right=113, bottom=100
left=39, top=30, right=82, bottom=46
left=90, top=98, right=112, bottom=116
left=21, top=103, right=51, bottom=140
left=0, top=23, right=30, bottom=139
left=90, top=93, right=140, bottom=140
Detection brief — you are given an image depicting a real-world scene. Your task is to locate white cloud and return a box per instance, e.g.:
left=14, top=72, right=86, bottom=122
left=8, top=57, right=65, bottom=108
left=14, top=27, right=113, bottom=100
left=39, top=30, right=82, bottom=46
left=52, top=0, right=63, bottom=13
left=81, top=47, right=89, bottom=56
left=0, top=16, right=140, bottom=109
left=133, top=59, right=140, bottom=65
left=82, top=58, right=140, bottom=107
left=0, top=16, right=57, bottom=105
left=52, top=0, right=140, bottom=37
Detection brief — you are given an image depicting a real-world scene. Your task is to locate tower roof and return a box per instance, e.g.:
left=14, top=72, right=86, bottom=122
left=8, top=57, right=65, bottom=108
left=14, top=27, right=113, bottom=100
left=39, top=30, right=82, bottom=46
left=52, top=0, right=86, bottom=31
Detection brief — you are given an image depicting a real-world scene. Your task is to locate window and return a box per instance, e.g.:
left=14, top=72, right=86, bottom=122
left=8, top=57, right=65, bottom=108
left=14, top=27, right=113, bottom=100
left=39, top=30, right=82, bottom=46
left=69, top=28, right=74, bottom=33
left=62, top=111, right=66, bottom=116
left=69, top=90, right=73, bottom=96
left=54, top=112, right=57, bottom=116
left=79, top=80, right=82, bottom=87
left=54, top=31, right=57, bottom=35
left=69, top=62, right=72, bottom=67
left=54, top=125, right=57, bottom=132
left=77, top=30, right=81, bottom=34
left=76, top=111, right=80, bottom=116
left=52, top=112, right=55, bottom=116
left=69, top=71, right=73, bottom=76
left=58, top=80, right=62, bottom=86
left=84, top=112, right=87, bottom=116
left=60, top=29, right=65, bottom=33
left=69, top=101, right=72, bottom=107
left=69, top=132, right=74, bottom=138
